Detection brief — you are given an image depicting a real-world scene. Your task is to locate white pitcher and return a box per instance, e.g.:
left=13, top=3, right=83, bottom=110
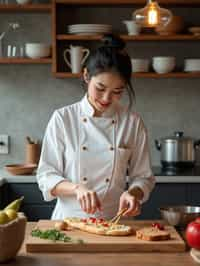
left=63, top=45, right=90, bottom=73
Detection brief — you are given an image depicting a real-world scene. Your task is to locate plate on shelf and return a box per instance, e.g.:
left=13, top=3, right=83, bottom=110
left=68, top=24, right=112, bottom=35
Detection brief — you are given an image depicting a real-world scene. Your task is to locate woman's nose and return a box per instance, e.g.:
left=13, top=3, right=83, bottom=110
left=102, top=93, right=111, bottom=102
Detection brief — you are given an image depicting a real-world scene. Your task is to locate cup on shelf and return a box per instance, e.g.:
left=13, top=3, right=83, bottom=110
left=123, top=20, right=141, bottom=36
left=152, top=56, right=176, bottom=74
left=131, top=58, right=150, bottom=72
left=63, top=45, right=90, bottom=74
left=184, top=59, right=200, bottom=72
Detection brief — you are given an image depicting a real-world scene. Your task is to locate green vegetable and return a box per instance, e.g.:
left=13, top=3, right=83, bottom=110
left=31, top=228, right=84, bottom=243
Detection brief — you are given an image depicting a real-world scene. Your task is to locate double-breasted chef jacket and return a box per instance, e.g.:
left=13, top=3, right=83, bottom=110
left=37, top=94, right=155, bottom=220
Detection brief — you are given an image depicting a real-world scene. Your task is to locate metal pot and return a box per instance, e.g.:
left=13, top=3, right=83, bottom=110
left=155, top=131, right=200, bottom=168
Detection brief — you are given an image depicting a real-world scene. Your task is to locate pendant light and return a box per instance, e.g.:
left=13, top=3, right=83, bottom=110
left=132, top=0, right=173, bottom=28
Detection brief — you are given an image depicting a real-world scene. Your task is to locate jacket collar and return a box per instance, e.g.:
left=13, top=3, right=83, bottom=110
left=80, top=94, right=118, bottom=118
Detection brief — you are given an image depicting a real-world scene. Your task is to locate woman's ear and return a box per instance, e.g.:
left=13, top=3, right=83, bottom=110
left=83, top=68, right=90, bottom=83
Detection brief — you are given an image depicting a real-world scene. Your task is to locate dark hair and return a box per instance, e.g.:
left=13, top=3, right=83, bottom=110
left=84, top=34, right=135, bottom=109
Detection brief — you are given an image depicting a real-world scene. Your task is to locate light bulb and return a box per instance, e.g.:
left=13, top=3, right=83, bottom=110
left=133, top=0, right=172, bottom=28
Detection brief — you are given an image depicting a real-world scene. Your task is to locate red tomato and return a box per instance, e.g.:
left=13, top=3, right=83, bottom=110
left=81, top=218, right=87, bottom=223
left=102, top=223, right=109, bottom=227
left=98, top=218, right=105, bottom=223
left=186, top=220, right=200, bottom=249
left=89, top=217, right=96, bottom=223
left=152, top=222, right=164, bottom=230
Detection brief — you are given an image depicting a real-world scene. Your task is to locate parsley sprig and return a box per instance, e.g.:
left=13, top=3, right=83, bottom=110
left=31, top=228, right=84, bottom=243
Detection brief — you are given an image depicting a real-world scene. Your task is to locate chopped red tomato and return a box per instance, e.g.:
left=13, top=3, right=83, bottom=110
left=152, top=222, right=164, bottom=230
left=89, top=217, right=96, bottom=223
left=102, top=223, right=109, bottom=227
left=98, top=218, right=105, bottom=223
left=81, top=218, right=87, bottom=223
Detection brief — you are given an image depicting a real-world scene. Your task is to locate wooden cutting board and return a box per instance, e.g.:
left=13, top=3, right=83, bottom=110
left=26, top=220, right=186, bottom=253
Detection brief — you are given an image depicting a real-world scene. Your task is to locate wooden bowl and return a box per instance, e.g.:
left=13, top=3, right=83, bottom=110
left=5, top=164, right=37, bottom=175
left=155, top=15, right=184, bottom=35
left=0, top=213, right=27, bottom=263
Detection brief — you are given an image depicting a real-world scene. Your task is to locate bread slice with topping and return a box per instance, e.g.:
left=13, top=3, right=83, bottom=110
left=136, top=226, right=171, bottom=241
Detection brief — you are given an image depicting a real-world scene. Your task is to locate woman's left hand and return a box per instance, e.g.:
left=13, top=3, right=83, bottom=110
left=118, top=191, right=141, bottom=217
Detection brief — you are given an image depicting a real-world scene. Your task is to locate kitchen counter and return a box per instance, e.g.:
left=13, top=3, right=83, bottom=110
left=1, top=167, right=200, bottom=184
left=12, top=222, right=196, bottom=266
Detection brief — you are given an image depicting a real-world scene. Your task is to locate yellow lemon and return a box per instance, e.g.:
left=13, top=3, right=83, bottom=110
left=4, top=209, right=18, bottom=222
left=0, top=211, right=9, bottom=224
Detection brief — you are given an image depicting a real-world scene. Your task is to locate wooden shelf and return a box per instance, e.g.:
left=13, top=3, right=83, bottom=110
left=0, top=58, right=52, bottom=64
left=54, top=72, right=200, bottom=78
left=56, top=34, right=200, bottom=41
left=55, top=0, right=200, bottom=6
left=0, top=4, right=52, bottom=12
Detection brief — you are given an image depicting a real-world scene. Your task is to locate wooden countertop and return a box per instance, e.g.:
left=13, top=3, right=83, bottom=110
left=11, top=222, right=196, bottom=266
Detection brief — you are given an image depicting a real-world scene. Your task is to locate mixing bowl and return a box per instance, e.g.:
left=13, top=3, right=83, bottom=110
left=160, top=206, right=200, bottom=227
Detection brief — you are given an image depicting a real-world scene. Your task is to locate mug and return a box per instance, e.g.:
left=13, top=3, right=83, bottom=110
left=63, top=45, right=90, bottom=73
left=123, top=20, right=141, bottom=35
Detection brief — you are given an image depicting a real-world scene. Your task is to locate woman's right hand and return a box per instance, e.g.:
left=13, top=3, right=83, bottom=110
left=74, top=184, right=102, bottom=214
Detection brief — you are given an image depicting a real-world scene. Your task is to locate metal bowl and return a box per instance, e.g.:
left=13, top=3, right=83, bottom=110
left=159, top=206, right=200, bottom=228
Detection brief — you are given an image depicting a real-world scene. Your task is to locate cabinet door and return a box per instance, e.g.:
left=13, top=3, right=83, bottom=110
left=187, top=184, right=200, bottom=206
left=5, top=183, right=56, bottom=221
left=138, top=183, right=187, bottom=219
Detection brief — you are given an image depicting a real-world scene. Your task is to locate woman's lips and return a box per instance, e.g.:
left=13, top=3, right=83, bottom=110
left=97, top=100, right=111, bottom=108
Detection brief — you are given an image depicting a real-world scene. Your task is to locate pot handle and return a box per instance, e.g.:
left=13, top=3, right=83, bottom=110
left=155, top=139, right=161, bottom=151
left=194, top=139, right=200, bottom=149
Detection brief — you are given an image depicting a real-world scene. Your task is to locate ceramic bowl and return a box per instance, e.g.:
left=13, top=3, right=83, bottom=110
left=16, top=0, right=32, bottom=4
left=184, top=59, right=200, bottom=72
left=152, top=56, right=176, bottom=74
left=5, top=164, right=37, bottom=175
left=188, top=27, right=200, bottom=36
left=155, top=16, right=184, bottom=35
left=160, top=206, right=200, bottom=228
left=131, top=58, right=150, bottom=72
left=25, top=43, right=51, bottom=59
left=0, top=213, right=27, bottom=263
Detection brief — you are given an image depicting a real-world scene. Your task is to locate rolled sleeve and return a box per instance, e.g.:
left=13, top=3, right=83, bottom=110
left=36, top=110, right=66, bottom=202
left=128, top=116, right=155, bottom=203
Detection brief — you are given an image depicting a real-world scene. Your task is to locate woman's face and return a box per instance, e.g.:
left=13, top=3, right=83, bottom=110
left=84, top=71, right=126, bottom=116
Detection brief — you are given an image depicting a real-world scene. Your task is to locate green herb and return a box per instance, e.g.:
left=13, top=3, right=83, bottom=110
left=31, top=228, right=84, bottom=244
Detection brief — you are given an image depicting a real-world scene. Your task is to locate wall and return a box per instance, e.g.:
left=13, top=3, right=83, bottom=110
left=0, top=6, right=200, bottom=168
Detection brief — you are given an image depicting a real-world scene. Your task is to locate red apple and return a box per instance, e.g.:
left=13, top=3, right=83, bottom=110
left=186, top=218, right=200, bottom=249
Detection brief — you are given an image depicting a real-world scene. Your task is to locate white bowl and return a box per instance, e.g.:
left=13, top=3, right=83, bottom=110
left=25, top=43, right=51, bottom=59
left=152, top=56, right=176, bottom=74
left=184, top=59, right=200, bottom=72
left=16, top=0, right=32, bottom=4
left=131, top=58, right=149, bottom=72
left=123, top=20, right=141, bottom=35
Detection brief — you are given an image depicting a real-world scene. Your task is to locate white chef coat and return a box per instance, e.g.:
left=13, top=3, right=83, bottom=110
left=37, top=94, right=155, bottom=220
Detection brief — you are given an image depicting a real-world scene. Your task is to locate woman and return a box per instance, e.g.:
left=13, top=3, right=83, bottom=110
left=37, top=35, right=155, bottom=220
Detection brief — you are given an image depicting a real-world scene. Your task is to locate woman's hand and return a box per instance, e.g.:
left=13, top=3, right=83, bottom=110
left=74, top=184, right=102, bottom=214
left=118, top=191, right=141, bottom=217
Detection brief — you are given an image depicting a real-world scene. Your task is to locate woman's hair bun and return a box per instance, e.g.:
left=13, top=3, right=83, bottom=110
left=101, top=34, right=126, bottom=50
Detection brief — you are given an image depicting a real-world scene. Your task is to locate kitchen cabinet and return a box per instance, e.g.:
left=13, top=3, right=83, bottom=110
left=3, top=183, right=56, bottom=221
left=1, top=182, right=200, bottom=221
left=52, top=0, right=200, bottom=79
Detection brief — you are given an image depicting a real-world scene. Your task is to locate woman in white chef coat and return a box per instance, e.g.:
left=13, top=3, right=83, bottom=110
left=37, top=34, right=155, bottom=220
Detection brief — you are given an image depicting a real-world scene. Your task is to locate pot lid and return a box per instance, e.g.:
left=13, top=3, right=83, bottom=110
left=161, top=131, right=194, bottom=142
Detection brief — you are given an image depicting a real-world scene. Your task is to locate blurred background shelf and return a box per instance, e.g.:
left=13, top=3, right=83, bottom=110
left=0, top=58, right=52, bottom=64
left=53, top=72, right=200, bottom=78
left=0, top=4, right=52, bottom=12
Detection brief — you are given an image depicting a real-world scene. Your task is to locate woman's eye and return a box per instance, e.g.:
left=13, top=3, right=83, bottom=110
left=113, top=91, right=123, bottom=95
left=96, top=86, right=104, bottom=92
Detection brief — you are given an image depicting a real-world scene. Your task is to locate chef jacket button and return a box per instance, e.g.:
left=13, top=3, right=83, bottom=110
left=82, top=177, right=87, bottom=182
left=112, top=120, right=115, bottom=124
left=105, top=178, right=110, bottom=183
left=110, top=146, right=114, bottom=151
left=82, top=146, right=87, bottom=151
left=83, top=118, right=87, bottom=122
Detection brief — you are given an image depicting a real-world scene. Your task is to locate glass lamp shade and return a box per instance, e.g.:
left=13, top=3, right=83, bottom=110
left=132, top=0, right=172, bottom=28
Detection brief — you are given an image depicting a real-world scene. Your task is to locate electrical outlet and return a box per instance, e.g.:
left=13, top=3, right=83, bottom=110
left=0, top=135, right=9, bottom=154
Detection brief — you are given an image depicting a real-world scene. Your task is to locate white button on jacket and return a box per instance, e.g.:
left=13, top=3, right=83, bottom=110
left=37, top=95, right=155, bottom=220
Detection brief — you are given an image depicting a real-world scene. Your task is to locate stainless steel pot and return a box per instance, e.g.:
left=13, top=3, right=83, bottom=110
left=155, top=131, right=200, bottom=168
